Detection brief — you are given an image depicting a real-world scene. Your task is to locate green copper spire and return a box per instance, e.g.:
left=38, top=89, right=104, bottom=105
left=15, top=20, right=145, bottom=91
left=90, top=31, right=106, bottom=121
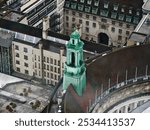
left=63, top=29, right=86, bottom=96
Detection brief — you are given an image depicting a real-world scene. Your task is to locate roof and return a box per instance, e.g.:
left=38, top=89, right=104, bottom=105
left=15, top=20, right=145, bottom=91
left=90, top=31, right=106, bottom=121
left=64, top=44, right=150, bottom=112
left=135, top=13, right=150, bottom=35
left=0, top=79, right=53, bottom=113
left=0, top=31, right=12, bottom=47
left=0, top=73, right=23, bottom=88
left=142, top=0, right=150, bottom=12
left=64, top=0, right=143, bottom=24
left=129, top=32, right=147, bottom=43
left=0, top=18, right=112, bottom=53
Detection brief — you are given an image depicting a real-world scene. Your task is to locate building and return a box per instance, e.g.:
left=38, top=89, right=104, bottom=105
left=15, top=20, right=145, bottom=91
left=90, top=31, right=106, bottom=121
left=127, top=13, right=150, bottom=46
left=0, top=31, right=12, bottom=74
left=0, top=73, right=54, bottom=113
left=63, top=0, right=143, bottom=47
left=51, top=31, right=150, bottom=113
left=0, top=18, right=111, bottom=86
left=3, top=0, right=65, bottom=33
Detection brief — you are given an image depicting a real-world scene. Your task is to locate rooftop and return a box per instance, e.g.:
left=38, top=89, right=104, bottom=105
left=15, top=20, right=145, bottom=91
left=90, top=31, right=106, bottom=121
left=135, top=13, right=150, bottom=35
left=0, top=18, right=112, bottom=53
left=142, top=0, right=150, bottom=13
left=0, top=31, right=12, bottom=47
left=129, top=32, right=147, bottom=43
left=2, top=10, right=24, bottom=22
left=0, top=73, right=53, bottom=113
left=64, top=0, right=143, bottom=24
left=0, top=73, right=23, bottom=88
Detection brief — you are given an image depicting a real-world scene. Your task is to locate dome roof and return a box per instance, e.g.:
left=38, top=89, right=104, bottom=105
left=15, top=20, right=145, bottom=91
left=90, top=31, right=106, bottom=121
left=64, top=44, right=150, bottom=112
left=70, top=29, right=80, bottom=39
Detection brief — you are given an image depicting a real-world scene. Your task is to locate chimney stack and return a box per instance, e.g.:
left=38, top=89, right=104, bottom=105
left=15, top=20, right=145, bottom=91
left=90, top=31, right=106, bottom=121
left=42, top=16, right=49, bottom=39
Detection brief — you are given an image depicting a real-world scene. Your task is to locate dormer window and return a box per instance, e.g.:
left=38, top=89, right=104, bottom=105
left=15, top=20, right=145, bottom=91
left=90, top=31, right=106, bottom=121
left=80, top=0, right=84, bottom=3
left=113, top=4, right=119, bottom=11
left=104, top=1, right=109, bottom=9
left=87, top=0, right=92, bottom=5
left=129, top=9, right=132, bottom=14
left=136, top=11, right=140, bottom=16
left=94, top=0, right=99, bottom=6
left=121, top=8, right=124, bottom=13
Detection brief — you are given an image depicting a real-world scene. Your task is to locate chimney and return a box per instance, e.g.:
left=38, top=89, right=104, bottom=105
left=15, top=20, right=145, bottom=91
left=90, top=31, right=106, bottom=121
left=77, top=24, right=82, bottom=36
left=42, top=16, right=49, bottom=39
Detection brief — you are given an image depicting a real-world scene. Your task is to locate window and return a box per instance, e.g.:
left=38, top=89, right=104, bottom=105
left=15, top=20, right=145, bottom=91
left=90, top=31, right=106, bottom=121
left=35, top=55, right=36, bottom=61
left=72, top=11, right=76, bottom=15
left=118, top=36, right=122, bottom=41
left=104, top=1, right=109, bottom=8
left=16, top=53, right=19, bottom=57
left=101, top=18, right=107, bottom=23
left=86, top=15, right=89, bottom=19
left=58, top=61, right=60, bottom=66
left=93, top=23, right=96, bottom=28
left=16, top=60, right=20, bottom=65
left=119, top=29, right=122, bottom=34
left=47, top=65, right=49, bottom=70
left=85, top=27, right=89, bottom=32
left=38, top=56, right=40, bottom=61
left=111, top=27, right=115, bottom=32
left=24, top=47, right=28, bottom=53
left=24, top=55, right=28, bottom=60
left=35, top=62, right=37, bottom=68
left=66, top=16, right=69, bottom=21
left=80, top=0, right=84, bottom=3
left=86, top=21, right=89, bottom=26
left=54, top=67, right=57, bottom=73
left=94, top=0, right=99, bottom=6
left=126, top=31, right=130, bottom=35
left=50, top=58, right=53, bottom=64
left=55, top=75, right=57, bottom=80
left=79, top=19, right=82, bottom=24
left=47, top=72, right=49, bottom=78
left=72, top=23, right=75, bottom=28
left=54, top=59, right=57, bottom=65
left=101, top=25, right=106, bottom=29
left=112, top=21, right=115, bottom=25
left=43, top=56, right=46, bottom=62
left=119, top=22, right=123, bottom=27
left=58, top=68, right=60, bottom=73
left=87, top=0, right=92, bottom=5
left=47, top=57, right=49, bottom=63
left=85, top=37, right=89, bottom=40
left=72, top=17, right=75, bottom=22
left=51, top=66, right=53, bottom=71
left=15, top=45, right=19, bottom=50
left=38, top=63, right=40, bottom=69
left=51, top=73, right=53, bottom=79
left=44, top=64, right=46, bottom=69
left=126, top=24, right=130, bottom=28
left=79, top=13, right=82, bottom=17
left=93, top=16, right=97, bottom=20
left=16, top=67, right=20, bottom=72
left=24, top=63, right=28, bottom=67
left=25, top=70, right=29, bottom=75
left=66, top=10, right=69, bottom=14
left=66, top=22, right=69, bottom=27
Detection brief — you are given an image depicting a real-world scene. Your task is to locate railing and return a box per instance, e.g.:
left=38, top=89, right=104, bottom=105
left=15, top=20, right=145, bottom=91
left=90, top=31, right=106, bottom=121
left=88, top=66, right=150, bottom=112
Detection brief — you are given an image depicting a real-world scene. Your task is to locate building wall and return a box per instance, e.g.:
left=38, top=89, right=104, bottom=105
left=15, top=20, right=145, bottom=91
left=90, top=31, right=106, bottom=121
left=12, top=40, right=66, bottom=86
left=12, top=41, right=34, bottom=76
left=64, top=9, right=135, bottom=47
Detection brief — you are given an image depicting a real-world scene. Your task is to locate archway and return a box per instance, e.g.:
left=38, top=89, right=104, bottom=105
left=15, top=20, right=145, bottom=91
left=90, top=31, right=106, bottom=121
left=98, top=33, right=109, bottom=45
